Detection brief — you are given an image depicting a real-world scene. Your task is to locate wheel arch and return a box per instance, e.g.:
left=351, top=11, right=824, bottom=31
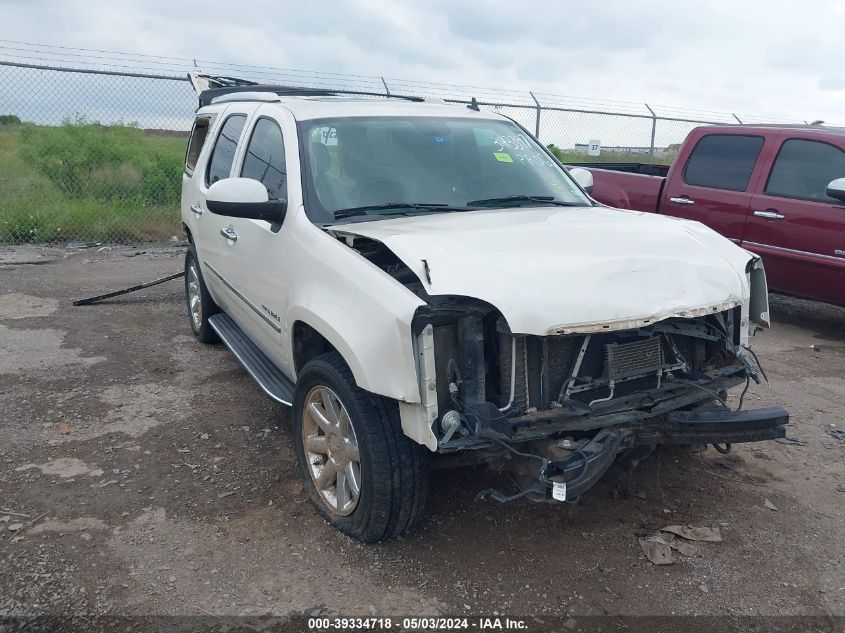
left=290, top=317, right=369, bottom=394
left=293, top=321, right=344, bottom=375
left=287, top=308, right=421, bottom=406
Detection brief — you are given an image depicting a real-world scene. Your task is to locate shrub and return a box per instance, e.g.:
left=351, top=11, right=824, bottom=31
left=0, top=114, right=22, bottom=125
left=18, top=119, right=184, bottom=207
left=0, top=121, right=186, bottom=242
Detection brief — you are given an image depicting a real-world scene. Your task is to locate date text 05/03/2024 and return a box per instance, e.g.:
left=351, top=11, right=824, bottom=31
left=307, top=616, right=529, bottom=630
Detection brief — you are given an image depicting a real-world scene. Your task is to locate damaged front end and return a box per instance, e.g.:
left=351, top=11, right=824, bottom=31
left=332, top=230, right=788, bottom=504
left=411, top=299, right=787, bottom=504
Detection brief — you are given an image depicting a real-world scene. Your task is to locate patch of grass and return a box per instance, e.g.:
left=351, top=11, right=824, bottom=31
left=0, top=121, right=185, bottom=243
left=1, top=196, right=180, bottom=242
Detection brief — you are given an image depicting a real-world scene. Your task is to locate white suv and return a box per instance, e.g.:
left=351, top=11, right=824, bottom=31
left=181, top=83, right=788, bottom=542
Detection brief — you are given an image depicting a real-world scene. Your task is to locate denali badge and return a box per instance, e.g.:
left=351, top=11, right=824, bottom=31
left=261, top=304, right=281, bottom=322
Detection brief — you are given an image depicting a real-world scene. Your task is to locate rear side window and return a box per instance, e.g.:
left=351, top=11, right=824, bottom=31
left=240, top=118, right=287, bottom=201
left=683, top=134, right=764, bottom=191
left=765, top=139, right=845, bottom=203
left=206, top=115, right=247, bottom=187
left=184, top=114, right=215, bottom=175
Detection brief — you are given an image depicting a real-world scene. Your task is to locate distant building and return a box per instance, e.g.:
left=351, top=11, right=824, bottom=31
left=572, top=143, right=674, bottom=158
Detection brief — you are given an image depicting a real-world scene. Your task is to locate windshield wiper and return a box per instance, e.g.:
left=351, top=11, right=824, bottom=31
left=334, top=203, right=471, bottom=220
left=467, top=195, right=583, bottom=208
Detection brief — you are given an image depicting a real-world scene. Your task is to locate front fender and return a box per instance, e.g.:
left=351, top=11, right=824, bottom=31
left=283, top=212, right=425, bottom=404
left=287, top=308, right=420, bottom=404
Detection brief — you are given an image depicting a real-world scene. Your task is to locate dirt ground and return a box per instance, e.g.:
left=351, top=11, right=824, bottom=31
left=0, top=244, right=842, bottom=622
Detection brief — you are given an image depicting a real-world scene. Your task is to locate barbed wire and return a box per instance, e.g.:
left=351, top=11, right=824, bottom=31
left=0, top=39, right=816, bottom=124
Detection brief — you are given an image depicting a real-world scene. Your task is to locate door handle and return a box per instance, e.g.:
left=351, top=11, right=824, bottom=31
left=753, top=210, right=785, bottom=220
left=669, top=196, right=695, bottom=206
left=190, top=203, right=203, bottom=216
left=220, top=226, right=238, bottom=242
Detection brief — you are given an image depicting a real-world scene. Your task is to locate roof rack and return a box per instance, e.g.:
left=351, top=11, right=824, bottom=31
left=210, top=92, right=284, bottom=105
left=192, top=73, right=425, bottom=108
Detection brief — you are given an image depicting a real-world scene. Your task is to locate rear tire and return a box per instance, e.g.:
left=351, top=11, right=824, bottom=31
left=292, top=352, right=429, bottom=542
left=184, top=245, right=219, bottom=344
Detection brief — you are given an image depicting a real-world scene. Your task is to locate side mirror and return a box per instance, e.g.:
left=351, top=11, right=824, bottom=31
left=206, top=178, right=286, bottom=223
left=826, top=178, right=845, bottom=203
left=569, top=167, right=594, bottom=195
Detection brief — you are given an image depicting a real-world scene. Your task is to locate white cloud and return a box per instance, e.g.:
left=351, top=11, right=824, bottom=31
left=1, top=0, right=844, bottom=124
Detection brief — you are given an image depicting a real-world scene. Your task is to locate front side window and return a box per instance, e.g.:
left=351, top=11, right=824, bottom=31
left=299, top=116, right=591, bottom=224
left=683, top=134, right=764, bottom=191
left=206, top=114, right=246, bottom=187
left=765, top=139, right=845, bottom=203
left=240, top=118, right=287, bottom=201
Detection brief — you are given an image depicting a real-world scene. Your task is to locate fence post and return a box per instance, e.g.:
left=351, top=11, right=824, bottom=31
left=645, top=103, right=657, bottom=159
left=381, top=76, right=391, bottom=95
left=529, top=92, right=541, bottom=140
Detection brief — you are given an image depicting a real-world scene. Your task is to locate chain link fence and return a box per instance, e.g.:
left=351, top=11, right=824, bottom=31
left=0, top=62, right=194, bottom=244
left=0, top=56, right=798, bottom=244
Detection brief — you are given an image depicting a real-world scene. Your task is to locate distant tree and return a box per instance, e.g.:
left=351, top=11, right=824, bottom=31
left=0, top=114, right=22, bottom=125
left=547, top=144, right=566, bottom=161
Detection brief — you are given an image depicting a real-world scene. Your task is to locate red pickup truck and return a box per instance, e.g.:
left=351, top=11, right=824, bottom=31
left=575, top=125, right=845, bottom=307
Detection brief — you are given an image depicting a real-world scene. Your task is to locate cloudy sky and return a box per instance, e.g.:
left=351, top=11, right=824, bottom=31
left=2, top=0, right=843, bottom=123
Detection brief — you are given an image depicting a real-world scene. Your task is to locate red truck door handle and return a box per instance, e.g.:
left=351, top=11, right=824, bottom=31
left=753, top=209, right=786, bottom=220
left=669, top=196, right=695, bottom=206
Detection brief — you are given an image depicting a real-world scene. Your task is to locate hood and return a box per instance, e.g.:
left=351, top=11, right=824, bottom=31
left=331, top=206, right=753, bottom=336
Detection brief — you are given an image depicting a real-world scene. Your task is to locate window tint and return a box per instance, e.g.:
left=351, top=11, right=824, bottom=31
left=765, top=139, right=845, bottom=203
left=240, top=118, right=287, bottom=200
left=683, top=134, right=764, bottom=191
left=206, top=115, right=246, bottom=186
left=184, top=115, right=215, bottom=174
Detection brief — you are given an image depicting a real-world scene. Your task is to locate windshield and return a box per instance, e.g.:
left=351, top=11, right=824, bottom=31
left=298, top=116, right=591, bottom=223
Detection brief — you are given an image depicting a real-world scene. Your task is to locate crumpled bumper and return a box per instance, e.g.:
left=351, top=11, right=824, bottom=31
left=557, top=405, right=788, bottom=500
left=641, top=405, right=789, bottom=446
left=485, top=406, right=788, bottom=503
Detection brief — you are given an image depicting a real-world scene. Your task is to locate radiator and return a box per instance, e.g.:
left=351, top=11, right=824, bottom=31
left=604, top=336, right=664, bottom=381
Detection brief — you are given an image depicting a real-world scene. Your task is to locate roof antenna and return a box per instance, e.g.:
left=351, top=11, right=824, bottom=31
left=467, top=97, right=480, bottom=112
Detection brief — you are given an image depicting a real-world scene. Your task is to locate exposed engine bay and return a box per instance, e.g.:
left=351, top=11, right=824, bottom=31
left=335, top=232, right=788, bottom=503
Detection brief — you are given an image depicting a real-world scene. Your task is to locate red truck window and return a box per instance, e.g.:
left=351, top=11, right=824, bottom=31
left=683, top=134, right=764, bottom=192
left=765, top=139, right=845, bottom=203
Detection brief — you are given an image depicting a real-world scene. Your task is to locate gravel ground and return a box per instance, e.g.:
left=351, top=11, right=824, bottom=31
left=0, top=244, right=842, bottom=623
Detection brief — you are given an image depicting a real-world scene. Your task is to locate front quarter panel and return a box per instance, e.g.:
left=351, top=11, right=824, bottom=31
left=283, top=209, right=426, bottom=404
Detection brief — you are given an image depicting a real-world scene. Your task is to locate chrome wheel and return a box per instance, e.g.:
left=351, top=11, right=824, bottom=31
left=187, top=261, right=202, bottom=330
left=301, top=386, right=361, bottom=515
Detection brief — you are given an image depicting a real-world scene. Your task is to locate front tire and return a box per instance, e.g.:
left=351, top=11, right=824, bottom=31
left=292, top=352, right=428, bottom=542
left=184, top=245, right=219, bottom=344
